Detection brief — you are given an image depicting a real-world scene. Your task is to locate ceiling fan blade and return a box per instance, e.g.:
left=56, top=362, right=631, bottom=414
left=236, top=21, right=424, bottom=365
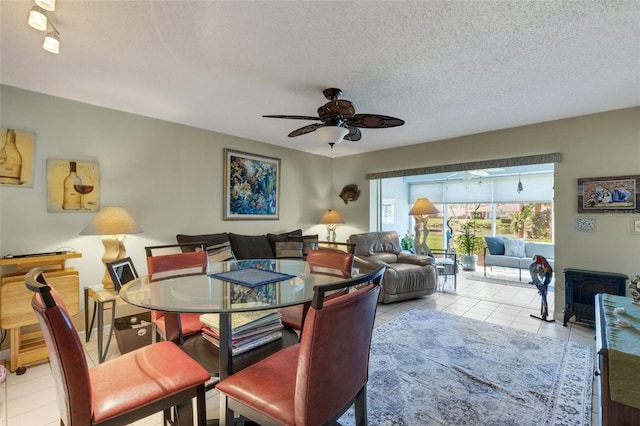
left=347, top=114, right=405, bottom=128
left=344, top=126, right=361, bottom=142
left=288, top=123, right=322, bottom=138
left=263, top=115, right=321, bottom=121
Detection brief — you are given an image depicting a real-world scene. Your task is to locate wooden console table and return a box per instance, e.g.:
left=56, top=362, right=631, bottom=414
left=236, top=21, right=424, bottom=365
left=595, top=293, right=640, bottom=425
left=0, top=252, right=81, bottom=373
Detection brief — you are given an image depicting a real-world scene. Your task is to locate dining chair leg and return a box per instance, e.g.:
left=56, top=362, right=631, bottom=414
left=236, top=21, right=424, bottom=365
left=354, top=386, right=368, bottom=426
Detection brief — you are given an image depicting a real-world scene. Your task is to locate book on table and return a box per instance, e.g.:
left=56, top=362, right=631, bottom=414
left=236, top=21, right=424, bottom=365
left=200, top=303, right=284, bottom=356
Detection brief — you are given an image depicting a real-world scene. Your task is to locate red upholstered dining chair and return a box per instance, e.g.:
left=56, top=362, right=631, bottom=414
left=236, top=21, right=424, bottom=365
left=145, top=243, right=208, bottom=344
left=216, top=266, right=385, bottom=426
left=25, top=267, right=210, bottom=426
left=279, top=249, right=354, bottom=332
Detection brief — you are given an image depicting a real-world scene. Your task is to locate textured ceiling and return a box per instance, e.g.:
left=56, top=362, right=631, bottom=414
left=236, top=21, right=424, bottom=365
left=1, top=1, right=639, bottom=157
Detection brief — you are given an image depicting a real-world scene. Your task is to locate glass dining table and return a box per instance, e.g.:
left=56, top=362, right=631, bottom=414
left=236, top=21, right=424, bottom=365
left=119, top=259, right=354, bottom=381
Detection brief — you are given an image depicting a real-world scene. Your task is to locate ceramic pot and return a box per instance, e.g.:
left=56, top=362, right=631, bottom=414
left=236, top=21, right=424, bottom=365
left=460, top=254, right=478, bottom=271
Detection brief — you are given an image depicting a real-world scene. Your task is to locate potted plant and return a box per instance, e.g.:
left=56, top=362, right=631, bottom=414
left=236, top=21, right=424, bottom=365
left=456, top=205, right=483, bottom=271
left=401, top=232, right=414, bottom=252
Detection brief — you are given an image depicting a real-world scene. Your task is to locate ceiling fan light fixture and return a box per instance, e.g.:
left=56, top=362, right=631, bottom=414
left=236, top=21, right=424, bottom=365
left=35, top=0, right=55, bottom=11
left=317, top=125, right=349, bottom=145
left=28, top=6, right=48, bottom=31
left=43, top=30, right=60, bottom=54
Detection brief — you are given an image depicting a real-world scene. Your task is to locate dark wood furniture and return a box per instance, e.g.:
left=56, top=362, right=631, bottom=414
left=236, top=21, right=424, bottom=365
left=595, top=293, right=640, bottom=425
left=563, top=268, right=627, bottom=326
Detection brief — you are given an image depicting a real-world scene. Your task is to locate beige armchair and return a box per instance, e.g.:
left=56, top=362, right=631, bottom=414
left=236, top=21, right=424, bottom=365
left=348, top=231, right=437, bottom=303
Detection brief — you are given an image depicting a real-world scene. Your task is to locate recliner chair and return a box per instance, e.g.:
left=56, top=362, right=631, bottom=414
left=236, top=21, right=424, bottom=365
left=349, top=231, right=437, bottom=303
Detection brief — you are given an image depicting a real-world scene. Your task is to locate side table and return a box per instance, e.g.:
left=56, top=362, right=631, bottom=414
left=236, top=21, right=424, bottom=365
left=84, top=286, right=119, bottom=363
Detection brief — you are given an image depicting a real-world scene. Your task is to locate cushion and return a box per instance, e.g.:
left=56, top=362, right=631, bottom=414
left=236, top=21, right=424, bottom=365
left=266, top=229, right=304, bottom=254
left=484, top=236, right=506, bottom=255
left=274, top=241, right=304, bottom=259
left=206, top=241, right=236, bottom=263
left=291, top=234, right=319, bottom=257
left=228, top=233, right=275, bottom=260
left=504, top=238, right=526, bottom=257
left=177, top=233, right=229, bottom=251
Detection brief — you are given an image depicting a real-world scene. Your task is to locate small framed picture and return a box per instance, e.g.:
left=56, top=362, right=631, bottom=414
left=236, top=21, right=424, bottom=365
left=576, top=217, right=596, bottom=232
left=633, top=219, right=640, bottom=235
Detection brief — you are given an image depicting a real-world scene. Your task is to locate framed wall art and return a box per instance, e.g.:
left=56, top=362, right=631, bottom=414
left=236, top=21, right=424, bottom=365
left=47, top=159, right=101, bottom=212
left=577, top=175, right=639, bottom=214
left=0, top=127, right=36, bottom=188
left=224, top=149, right=280, bottom=220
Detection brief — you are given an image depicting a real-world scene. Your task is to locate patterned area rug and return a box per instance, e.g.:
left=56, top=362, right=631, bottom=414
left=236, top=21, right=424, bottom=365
left=339, top=309, right=592, bottom=425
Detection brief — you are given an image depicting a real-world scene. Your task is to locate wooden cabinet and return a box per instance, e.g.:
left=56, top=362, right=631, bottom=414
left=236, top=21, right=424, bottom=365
left=0, top=253, right=81, bottom=373
left=594, top=294, right=640, bottom=425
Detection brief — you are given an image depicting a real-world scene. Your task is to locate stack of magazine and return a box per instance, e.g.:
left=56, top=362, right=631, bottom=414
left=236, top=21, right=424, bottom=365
left=200, top=305, right=283, bottom=356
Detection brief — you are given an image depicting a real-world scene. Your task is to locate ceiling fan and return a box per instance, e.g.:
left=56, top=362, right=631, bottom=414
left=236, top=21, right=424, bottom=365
left=263, top=88, right=405, bottom=144
left=448, top=168, right=505, bottom=181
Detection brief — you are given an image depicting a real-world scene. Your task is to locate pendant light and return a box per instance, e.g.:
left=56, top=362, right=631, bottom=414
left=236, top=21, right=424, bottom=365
left=36, top=0, right=55, bottom=11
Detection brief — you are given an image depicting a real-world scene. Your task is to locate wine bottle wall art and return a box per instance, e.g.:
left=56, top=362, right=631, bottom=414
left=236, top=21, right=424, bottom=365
left=0, top=128, right=35, bottom=188
left=47, top=159, right=100, bottom=212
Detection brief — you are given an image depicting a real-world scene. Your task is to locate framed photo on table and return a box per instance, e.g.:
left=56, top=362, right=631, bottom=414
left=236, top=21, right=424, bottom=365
left=577, top=175, right=639, bottom=214
left=223, top=149, right=280, bottom=220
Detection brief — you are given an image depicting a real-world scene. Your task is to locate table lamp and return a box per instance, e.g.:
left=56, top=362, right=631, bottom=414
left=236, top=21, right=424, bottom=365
left=80, top=206, right=143, bottom=290
left=409, top=197, right=439, bottom=255
left=320, top=209, right=344, bottom=243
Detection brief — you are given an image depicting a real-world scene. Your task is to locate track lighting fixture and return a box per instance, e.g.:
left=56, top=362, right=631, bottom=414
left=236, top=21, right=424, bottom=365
left=26, top=2, right=61, bottom=54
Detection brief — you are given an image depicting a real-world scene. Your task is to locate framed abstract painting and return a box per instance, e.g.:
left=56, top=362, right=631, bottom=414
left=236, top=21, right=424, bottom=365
left=223, top=149, right=280, bottom=220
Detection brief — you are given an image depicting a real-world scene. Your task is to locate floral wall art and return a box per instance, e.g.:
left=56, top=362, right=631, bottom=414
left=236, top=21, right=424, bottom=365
left=223, top=149, right=280, bottom=220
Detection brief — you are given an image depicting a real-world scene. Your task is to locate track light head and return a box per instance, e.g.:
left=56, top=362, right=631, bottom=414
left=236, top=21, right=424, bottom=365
left=43, top=31, right=60, bottom=54
left=28, top=6, right=48, bottom=31
left=35, top=0, right=55, bottom=12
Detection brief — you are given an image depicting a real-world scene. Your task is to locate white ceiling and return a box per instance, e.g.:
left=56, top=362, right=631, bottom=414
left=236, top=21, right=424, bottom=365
left=1, top=1, right=639, bottom=158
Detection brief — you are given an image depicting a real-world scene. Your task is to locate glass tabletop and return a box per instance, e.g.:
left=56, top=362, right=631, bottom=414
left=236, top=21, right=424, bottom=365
left=119, top=259, right=352, bottom=314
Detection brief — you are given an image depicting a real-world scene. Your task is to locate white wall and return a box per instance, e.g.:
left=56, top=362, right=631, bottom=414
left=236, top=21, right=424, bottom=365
left=333, top=107, right=640, bottom=317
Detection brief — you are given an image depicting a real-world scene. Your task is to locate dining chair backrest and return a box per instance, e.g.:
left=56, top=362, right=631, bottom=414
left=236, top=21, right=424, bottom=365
left=145, top=243, right=207, bottom=279
left=145, top=243, right=208, bottom=344
left=306, top=249, right=354, bottom=277
left=25, top=268, right=94, bottom=425
left=295, top=266, right=384, bottom=424
left=106, top=256, right=139, bottom=292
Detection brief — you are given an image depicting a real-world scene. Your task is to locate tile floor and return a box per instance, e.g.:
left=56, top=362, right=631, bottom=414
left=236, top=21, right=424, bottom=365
left=0, top=267, right=599, bottom=425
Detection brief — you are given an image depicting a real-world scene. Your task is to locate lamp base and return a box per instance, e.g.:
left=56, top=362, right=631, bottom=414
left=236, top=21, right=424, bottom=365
left=413, top=215, right=430, bottom=255
left=326, top=225, right=337, bottom=243
left=101, top=236, right=126, bottom=291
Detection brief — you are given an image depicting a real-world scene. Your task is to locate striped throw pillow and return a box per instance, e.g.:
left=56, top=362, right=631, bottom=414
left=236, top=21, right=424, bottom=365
left=207, top=242, right=236, bottom=263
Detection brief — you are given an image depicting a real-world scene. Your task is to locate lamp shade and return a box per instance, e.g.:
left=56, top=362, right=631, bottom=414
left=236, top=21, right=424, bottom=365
left=316, top=126, right=349, bottom=145
left=409, top=198, right=439, bottom=216
left=320, top=209, right=345, bottom=225
left=80, top=206, right=143, bottom=236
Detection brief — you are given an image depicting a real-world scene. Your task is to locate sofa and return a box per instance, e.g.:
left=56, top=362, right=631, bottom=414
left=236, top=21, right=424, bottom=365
left=483, top=236, right=555, bottom=281
left=176, top=229, right=319, bottom=261
left=348, top=231, right=437, bottom=304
